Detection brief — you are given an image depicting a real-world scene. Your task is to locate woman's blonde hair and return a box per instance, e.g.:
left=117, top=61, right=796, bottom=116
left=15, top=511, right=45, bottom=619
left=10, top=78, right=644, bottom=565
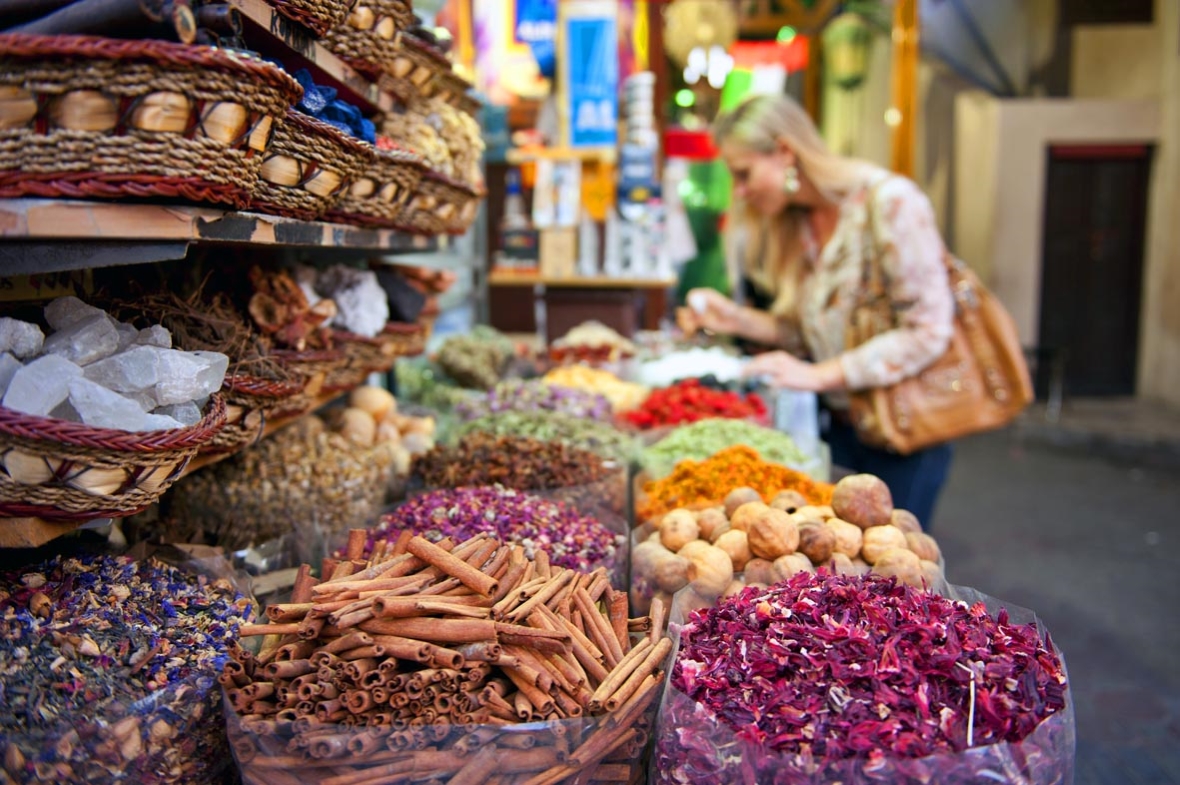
left=712, top=93, right=879, bottom=319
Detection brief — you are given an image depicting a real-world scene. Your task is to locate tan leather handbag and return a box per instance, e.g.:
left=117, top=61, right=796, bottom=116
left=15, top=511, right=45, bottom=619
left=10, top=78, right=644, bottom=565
left=846, top=205, right=1034, bottom=455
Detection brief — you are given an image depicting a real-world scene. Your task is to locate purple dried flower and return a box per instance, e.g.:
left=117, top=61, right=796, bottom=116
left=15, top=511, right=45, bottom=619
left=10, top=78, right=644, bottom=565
left=655, top=572, right=1071, bottom=784
left=456, top=380, right=613, bottom=422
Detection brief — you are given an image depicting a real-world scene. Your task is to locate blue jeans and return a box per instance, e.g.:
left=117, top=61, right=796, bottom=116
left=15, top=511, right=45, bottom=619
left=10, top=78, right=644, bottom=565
left=824, top=417, right=953, bottom=531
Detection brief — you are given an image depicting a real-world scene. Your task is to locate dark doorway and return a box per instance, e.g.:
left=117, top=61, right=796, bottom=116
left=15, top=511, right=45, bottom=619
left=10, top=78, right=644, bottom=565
left=1039, top=145, right=1152, bottom=397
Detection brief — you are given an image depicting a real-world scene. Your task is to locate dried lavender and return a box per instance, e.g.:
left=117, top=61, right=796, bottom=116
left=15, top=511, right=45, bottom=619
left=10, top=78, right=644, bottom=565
left=655, top=572, right=1071, bottom=785
left=455, top=379, right=613, bottom=422
left=0, top=554, right=253, bottom=785
left=352, top=486, right=624, bottom=578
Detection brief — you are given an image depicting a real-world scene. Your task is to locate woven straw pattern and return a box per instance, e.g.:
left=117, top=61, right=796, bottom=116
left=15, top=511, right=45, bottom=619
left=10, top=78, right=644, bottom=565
left=381, top=321, right=426, bottom=356
left=0, top=34, right=301, bottom=209
left=379, top=33, right=449, bottom=104
left=0, top=394, right=227, bottom=520
left=203, top=374, right=309, bottom=454
left=250, top=110, right=372, bottom=221
left=398, top=169, right=480, bottom=236
left=264, top=0, right=355, bottom=37
left=326, top=146, right=426, bottom=228
left=323, top=0, right=412, bottom=75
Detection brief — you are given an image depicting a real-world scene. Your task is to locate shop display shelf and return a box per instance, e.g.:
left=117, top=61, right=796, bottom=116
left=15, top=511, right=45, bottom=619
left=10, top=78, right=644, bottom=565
left=0, top=198, right=440, bottom=275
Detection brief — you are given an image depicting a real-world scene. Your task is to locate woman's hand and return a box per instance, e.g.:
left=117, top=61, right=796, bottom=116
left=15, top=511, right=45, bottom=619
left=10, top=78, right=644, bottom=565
left=742, top=352, right=846, bottom=392
left=676, top=288, right=745, bottom=336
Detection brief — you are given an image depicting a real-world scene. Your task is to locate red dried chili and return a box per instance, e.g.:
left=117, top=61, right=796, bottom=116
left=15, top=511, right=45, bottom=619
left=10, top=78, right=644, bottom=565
left=624, top=379, right=767, bottom=430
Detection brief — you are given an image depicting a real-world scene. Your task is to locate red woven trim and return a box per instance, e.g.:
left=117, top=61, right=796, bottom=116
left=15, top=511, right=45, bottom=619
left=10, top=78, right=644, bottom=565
left=0, top=171, right=250, bottom=208
left=0, top=34, right=303, bottom=103
left=382, top=321, right=423, bottom=336
left=0, top=501, right=150, bottom=521
left=0, top=394, right=227, bottom=453
left=224, top=374, right=307, bottom=399
left=285, top=110, right=374, bottom=159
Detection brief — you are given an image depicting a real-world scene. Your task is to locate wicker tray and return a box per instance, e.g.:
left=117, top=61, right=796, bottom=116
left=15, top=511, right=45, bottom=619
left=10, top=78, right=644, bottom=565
left=0, top=34, right=301, bottom=210
left=323, top=0, right=413, bottom=76
left=0, top=394, right=227, bottom=520
left=250, top=110, right=372, bottom=221
left=397, top=168, right=481, bottom=236
left=379, top=31, right=450, bottom=104
left=264, top=0, right=355, bottom=38
left=382, top=320, right=426, bottom=356
left=324, top=145, right=426, bottom=228
left=269, top=346, right=347, bottom=415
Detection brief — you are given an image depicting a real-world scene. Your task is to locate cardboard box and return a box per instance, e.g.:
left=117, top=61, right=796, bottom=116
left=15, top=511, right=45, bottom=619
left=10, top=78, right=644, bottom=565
left=540, top=228, right=578, bottom=279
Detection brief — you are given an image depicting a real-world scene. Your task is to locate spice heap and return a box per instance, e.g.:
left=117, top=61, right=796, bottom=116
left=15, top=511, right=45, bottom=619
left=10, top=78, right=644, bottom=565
left=641, top=419, right=809, bottom=480
left=435, top=327, right=515, bottom=390
left=454, top=410, right=637, bottom=464
left=623, top=379, right=767, bottom=430
left=456, top=379, right=612, bottom=422
left=159, top=402, right=431, bottom=554
left=226, top=532, right=670, bottom=784
left=0, top=296, right=227, bottom=432
left=0, top=554, right=252, bottom=785
left=350, top=486, right=624, bottom=581
left=655, top=572, right=1070, bottom=784
left=395, top=358, right=480, bottom=412
left=636, top=346, right=749, bottom=388
left=549, top=321, right=637, bottom=363
left=632, top=474, right=945, bottom=616
left=636, top=445, right=833, bottom=523
left=543, top=365, right=648, bottom=413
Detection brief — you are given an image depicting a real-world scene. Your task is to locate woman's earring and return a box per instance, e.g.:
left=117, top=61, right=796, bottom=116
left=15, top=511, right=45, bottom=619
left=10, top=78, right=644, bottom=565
left=783, top=165, right=801, bottom=195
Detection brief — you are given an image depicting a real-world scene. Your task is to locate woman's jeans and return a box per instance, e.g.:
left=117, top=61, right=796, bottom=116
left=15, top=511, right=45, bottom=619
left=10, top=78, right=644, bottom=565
left=823, top=417, right=953, bottom=530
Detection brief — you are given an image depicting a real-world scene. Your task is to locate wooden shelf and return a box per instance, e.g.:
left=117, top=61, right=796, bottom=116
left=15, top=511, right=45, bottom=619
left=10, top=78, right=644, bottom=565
left=505, top=147, right=618, bottom=165
left=488, top=271, right=675, bottom=289
left=0, top=199, right=440, bottom=275
left=0, top=390, right=349, bottom=549
left=229, top=0, right=397, bottom=115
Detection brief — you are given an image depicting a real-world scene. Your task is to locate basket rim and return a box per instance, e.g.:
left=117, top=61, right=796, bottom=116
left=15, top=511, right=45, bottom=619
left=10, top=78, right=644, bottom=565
left=284, top=110, right=374, bottom=159
left=397, top=31, right=452, bottom=67
left=0, top=34, right=304, bottom=103
left=422, top=168, right=481, bottom=197
left=0, top=392, right=227, bottom=453
left=224, top=372, right=307, bottom=399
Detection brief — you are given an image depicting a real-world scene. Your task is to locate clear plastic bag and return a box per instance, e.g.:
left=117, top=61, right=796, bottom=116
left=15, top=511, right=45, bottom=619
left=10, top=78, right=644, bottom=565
left=650, top=582, right=1075, bottom=785
left=0, top=546, right=255, bottom=785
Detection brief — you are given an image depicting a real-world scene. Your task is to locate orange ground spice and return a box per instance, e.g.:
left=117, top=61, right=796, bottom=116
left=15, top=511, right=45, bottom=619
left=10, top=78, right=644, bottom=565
left=636, top=445, right=834, bottom=523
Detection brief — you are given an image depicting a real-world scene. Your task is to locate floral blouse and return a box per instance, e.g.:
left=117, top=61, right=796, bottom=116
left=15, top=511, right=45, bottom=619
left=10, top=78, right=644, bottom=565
left=782, top=172, right=955, bottom=409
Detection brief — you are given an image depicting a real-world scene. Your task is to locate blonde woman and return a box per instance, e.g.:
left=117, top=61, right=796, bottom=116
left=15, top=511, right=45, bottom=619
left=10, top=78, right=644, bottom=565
left=679, top=93, right=955, bottom=528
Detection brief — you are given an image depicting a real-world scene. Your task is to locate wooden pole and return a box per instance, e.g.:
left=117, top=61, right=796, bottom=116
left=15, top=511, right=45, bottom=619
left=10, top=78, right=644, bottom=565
left=889, top=0, right=919, bottom=177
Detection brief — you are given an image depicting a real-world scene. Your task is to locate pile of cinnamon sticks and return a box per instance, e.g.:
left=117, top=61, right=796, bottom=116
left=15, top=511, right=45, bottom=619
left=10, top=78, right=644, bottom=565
left=223, top=530, right=671, bottom=785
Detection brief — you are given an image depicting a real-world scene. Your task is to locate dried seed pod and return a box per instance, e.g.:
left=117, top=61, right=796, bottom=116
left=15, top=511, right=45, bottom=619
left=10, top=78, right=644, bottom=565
left=659, top=509, right=700, bottom=552
left=824, top=518, right=863, bottom=558
left=746, top=507, right=799, bottom=560
left=632, top=539, right=673, bottom=575
left=870, top=547, right=923, bottom=587
left=794, top=504, right=835, bottom=522
left=653, top=554, right=690, bottom=593
left=905, top=531, right=942, bottom=563
left=729, top=501, right=771, bottom=533
left=694, top=507, right=729, bottom=541
left=713, top=529, right=752, bottom=572
left=685, top=545, right=734, bottom=599
left=891, top=508, right=923, bottom=534
left=724, top=487, right=762, bottom=518
left=861, top=525, right=909, bottom=564
left=742, top=558, right=777, bottom=586
left=796, top=522, right=836, bottom=564
left=772, top=552, right=814, bottom=581
left=831, top=474, right=894, bottom=530
left=770, top=489, right=808, bottom=513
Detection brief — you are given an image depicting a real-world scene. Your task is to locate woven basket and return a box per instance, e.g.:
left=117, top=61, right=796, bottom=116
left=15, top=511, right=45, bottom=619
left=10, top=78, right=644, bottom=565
left=435, top=68, right=475, bottom=109
left=0, top=394, right=227, bottom=520
left=378, top=32, right=449, bottom=104
left=397, top=168, right=481, bottom=236
left=264, top=0, right=355, bottom=38
left=269, top=347, right=347, bottom=415
left=382, top=321, right=426, bottom=356
left=203, top=374, right=309, bottom=455
left=324, top=145, right=426, bottom=228
left=323, top=0, right=413, bottom=76
left=0, top=34, right=301, bottom=210
left=250, top=110, right=372, bottom=221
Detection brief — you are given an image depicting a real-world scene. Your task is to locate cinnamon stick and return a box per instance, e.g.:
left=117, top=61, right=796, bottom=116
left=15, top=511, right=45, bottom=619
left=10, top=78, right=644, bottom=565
left=406, top=536, right=499, bottom=596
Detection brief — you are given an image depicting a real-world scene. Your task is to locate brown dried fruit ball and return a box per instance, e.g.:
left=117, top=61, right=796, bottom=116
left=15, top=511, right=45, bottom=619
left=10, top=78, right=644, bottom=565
left=742, top=558, right=777, bottom=585
left=724, top=487, right=763, bottom=518
left=658, top=509, right=700, bottom=552
left=713, top=529, right=753, bottom=571
left=891, top=509, right=923, bottom=534
left=861, top=525, right=909, bottom=564
left=825, top=518, right=863, bottom=557
left=695, top=507, right=729, bottom=541
left=831, top=473, right=894, bottom=530
left=772, top=552, right=814, bottom=581
left=825, top=552, right=858, bottom=576
left=905, top=531, right=942, bottom=563
left=797, top=522, right=836, bottom=564
left=770, top=490, right=808, bottom=513
left=729, top=501, right=771, bottom=533
left=747, top=508, right=800, bottom=560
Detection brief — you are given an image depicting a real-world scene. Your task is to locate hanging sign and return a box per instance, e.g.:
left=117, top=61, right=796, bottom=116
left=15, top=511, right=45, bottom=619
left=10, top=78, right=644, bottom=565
left=560, top=1, right=618, bottom=150
left=514, top=0, right=557, bottom=78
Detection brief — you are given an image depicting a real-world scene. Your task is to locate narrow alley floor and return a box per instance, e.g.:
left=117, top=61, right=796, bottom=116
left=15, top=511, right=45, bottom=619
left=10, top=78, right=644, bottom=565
left=936, top=426, right=1180, bottom=784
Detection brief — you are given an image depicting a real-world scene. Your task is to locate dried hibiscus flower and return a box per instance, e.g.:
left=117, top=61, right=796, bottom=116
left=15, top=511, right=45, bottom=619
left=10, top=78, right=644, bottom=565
left=655, top=572, right=1071, bottom=784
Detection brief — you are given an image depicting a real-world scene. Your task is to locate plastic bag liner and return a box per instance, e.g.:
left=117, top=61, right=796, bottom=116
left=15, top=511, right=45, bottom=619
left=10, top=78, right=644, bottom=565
left=650, top=582, right=1075, bottom=785
left=224, top=685, right=662, bottom=785
left=0, top=543, right=255, bottom=785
